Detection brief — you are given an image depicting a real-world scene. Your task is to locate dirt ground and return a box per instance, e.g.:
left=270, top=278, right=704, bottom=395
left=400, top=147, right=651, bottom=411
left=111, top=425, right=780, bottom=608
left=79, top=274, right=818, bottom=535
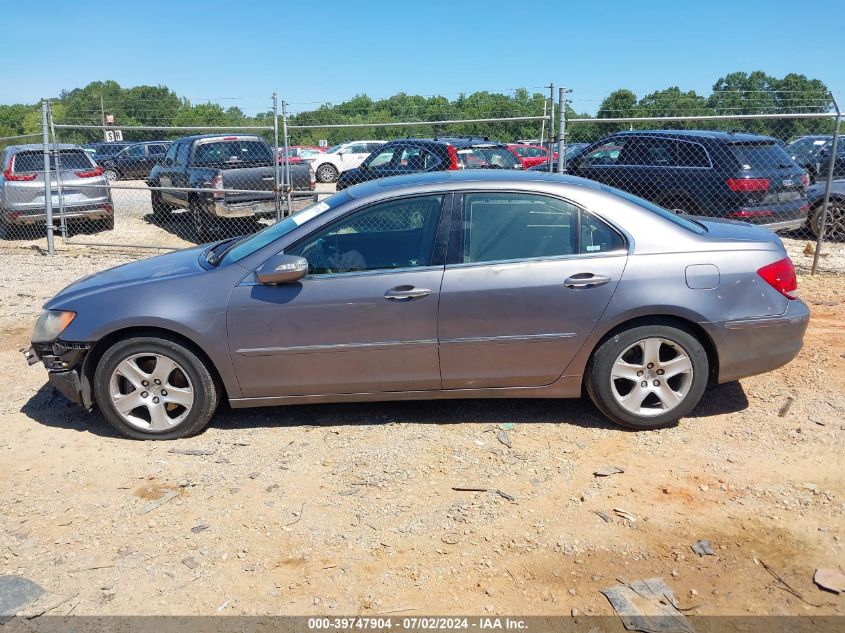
left=0, top=243, right=843, bottom=620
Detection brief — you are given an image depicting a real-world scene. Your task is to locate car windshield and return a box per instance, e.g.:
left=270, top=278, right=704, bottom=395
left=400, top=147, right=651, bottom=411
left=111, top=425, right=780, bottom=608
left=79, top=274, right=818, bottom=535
left=324, top=144, right=344, bottom=154
left=13, top=150, right=93, bottom=172
left=218, top=190, right=354, bottom=265
left=607, top=186, right=707, bottom=234
left=786, top=137, right=828, bottom=163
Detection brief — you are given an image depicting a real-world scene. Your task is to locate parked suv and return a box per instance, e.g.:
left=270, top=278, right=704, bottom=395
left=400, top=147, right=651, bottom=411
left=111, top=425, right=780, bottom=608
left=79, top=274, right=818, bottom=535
left=1, top=144, right=113, bottom=236
left=566, top=130, right=809, bottom=230
left=336, top=137, right=521, bottom=190
left=147, top=134, right=315, bottom=240
left=307, top=140, right=384, bottom=183
left=96, top=141, right=172, bottom=181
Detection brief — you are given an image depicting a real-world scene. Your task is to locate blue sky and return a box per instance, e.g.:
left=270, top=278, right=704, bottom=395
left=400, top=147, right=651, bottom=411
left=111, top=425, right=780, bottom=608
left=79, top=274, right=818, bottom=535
left=2, top=0, right=843, bottom=114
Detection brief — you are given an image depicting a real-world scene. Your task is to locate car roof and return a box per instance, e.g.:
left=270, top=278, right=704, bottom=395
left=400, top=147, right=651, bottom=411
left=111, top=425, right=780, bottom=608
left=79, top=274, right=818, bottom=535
left=610, top=129, right=779, bottom=143
left=7, top=143, right=83, bottom=153
left=383, top=137, right=504, bottom=149
left=344, top=168, right=604, bottom=198
left=171, top=134, right=264, bottom=143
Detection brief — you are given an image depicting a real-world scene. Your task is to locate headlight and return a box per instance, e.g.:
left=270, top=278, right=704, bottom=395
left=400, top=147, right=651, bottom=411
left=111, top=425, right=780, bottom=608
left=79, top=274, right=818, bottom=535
left=31, top=310, right=76, bottom=343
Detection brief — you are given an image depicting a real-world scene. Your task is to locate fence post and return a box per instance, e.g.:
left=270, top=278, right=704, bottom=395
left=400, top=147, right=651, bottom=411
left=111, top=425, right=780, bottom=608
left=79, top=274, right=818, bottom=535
left=281, top=100, right=292, bottom=217
left=47, top=103, right=67, bottom=240
left=547, top=83, right=555, bottom=173
left=41, top=101, right=54, bottom=255
left=273, top=93, right=282, bottom=222
left=556, top=87, right=566, bottom=174
left=812, top=94, right=841, bottom=275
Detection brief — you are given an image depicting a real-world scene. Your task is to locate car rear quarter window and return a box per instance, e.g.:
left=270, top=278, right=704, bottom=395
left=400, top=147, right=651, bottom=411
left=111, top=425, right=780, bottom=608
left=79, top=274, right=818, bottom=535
left=459, top=147, right=520, bottom=169
left=580, top=139, right=626, bottom=166
left=728, top=141, right=795, bottom=170
left=13, top=150, right=92, bottom=172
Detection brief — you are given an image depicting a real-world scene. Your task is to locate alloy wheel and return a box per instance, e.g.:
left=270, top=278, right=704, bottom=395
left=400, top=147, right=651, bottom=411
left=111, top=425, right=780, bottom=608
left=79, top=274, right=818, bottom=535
left=108, top=352, right=195, bottom=431
left=609, top=337, right=693, bottom=417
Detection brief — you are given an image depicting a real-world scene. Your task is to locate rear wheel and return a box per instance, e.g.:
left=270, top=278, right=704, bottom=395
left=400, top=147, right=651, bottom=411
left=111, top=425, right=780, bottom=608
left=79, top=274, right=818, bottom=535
left=315, top=163, right=338, bottom=183
left=93, top=335, right=219, bottom=440
left=585, top=324, right=709, bottom=430
left=103, top=168, right=120, bottom=182
left=150, top=190, right=171, bottom=218
left=810, top=200, right=845, bottom=241
left=191, top=197, right=218, bottom=242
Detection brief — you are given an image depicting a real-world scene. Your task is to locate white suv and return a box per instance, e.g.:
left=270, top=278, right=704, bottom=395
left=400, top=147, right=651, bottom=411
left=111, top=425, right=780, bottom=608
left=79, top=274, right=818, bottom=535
left=308, top=141, right=384, bottom=183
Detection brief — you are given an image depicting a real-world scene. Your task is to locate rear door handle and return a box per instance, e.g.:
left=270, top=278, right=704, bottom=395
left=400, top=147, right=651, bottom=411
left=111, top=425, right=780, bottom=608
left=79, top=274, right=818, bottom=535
left=384, top=285, right=431, bottom=301
left=564, top=273, right=611, bottom=289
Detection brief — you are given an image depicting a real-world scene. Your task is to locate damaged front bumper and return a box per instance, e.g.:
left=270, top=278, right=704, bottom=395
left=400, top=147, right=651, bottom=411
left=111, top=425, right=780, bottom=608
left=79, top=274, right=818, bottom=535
left=23, top=340, right=92, bottom=408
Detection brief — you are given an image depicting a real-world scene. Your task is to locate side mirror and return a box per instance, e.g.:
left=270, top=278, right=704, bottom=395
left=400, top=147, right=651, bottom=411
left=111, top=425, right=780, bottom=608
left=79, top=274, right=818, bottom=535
left=256, top=254, right=308, bottom=285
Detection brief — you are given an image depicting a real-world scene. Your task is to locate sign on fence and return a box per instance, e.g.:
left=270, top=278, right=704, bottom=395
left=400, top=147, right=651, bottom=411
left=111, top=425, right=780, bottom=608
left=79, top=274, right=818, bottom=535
left=104, top=129, right=123, bottom=142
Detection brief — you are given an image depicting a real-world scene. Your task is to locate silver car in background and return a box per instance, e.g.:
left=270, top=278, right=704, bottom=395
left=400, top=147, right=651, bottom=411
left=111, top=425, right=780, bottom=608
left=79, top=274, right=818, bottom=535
left=1, top=144, right=113, bottom=236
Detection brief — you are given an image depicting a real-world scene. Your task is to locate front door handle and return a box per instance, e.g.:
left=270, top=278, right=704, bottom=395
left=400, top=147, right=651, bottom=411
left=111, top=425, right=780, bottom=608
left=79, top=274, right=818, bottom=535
left=384, top=285, right=431, bottom=302
left=564, top=273, right=611, bottom=289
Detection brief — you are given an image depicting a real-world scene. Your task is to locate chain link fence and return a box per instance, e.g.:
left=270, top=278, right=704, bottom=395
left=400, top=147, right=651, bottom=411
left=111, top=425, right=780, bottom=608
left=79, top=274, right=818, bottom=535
left=0, top=86, right=842, bottom=274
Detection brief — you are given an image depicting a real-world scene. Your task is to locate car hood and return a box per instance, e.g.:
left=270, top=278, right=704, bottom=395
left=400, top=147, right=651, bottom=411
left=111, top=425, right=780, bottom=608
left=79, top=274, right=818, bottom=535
left=807, top=180, right=845, bottom=204
left=45, top=245, right=208, bottom=308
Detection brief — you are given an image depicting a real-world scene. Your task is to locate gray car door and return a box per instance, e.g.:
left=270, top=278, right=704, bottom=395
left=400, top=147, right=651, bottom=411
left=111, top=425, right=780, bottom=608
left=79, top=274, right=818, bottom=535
left=226, top=193, right=450, bottom=398
left=438, top=191, right=628, bottom=389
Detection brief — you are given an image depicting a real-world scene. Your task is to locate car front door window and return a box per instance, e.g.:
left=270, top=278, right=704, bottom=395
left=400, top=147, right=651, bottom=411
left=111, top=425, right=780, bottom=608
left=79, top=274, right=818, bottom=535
left=286, top=195, right=445, bottom=275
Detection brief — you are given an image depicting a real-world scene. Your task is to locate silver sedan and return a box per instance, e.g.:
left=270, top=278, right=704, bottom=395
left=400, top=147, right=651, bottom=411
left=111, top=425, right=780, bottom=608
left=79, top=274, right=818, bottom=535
left=25, top=170, right=809, bottom=439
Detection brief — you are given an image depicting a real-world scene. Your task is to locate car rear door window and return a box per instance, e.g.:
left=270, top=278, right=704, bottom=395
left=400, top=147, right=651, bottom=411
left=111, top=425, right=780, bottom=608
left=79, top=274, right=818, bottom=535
left=126, top=144, right=145, bottom=158
left=461, top=193, right=579, bottom=263
left=618, top=138, right=674, bottom=166
left=286, top=195, right=445, bottom=274
left=367, top=147, right=398, bottom=169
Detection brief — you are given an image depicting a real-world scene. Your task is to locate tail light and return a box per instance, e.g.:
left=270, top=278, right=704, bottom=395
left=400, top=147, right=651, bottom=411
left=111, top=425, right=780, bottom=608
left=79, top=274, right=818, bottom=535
left=757, top=257, right=798, bottom=299
left=101, top=203, right=113, bottom=214
left=799, top=203, right=809, bottom=215
left=727, top=178, right=770, bottom=192
left=3, top=156, right=37, bottom=181
left=211, top=174, right=224, bottom=198
left=801, top=172, right=809, bottom=187
left=727, top=209, right=773, bottom=218
left=309, top=168, right=316, bottom=189
left=446, top=144, right=460, bottom=170
left=75, top=165, right=104, bottom=178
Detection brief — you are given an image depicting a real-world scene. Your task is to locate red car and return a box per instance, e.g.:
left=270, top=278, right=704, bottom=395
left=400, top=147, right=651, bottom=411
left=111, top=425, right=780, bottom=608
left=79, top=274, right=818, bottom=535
left=506, top=144, right=556, bottom=169
left=278, top=145, right=327, bottom=165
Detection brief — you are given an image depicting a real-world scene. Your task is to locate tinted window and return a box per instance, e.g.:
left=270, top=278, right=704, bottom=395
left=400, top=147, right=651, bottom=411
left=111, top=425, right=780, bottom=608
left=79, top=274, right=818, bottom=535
left=786, top=137, right=827, bottom=163
left=399, top=146, right=439, bottom=170
left=192, top=140, right=272, bottom=166
left=619, top=138, right=674, bottom=166
left=287, top=195, right=444, bottom=274
left=13, top=150, right=92, bottom=172
left=676, top=141, right=710, bottom=168
left=461, top=193, right=579, bottom=263
left=580, top=139, right=625, bottom=166
left=728, top=142, right=795, bottom=170
left=367, top=147, right=398, bottom=168
left=513, top=146, right=546, bottom=158
left=125, top=144, right=145, bottom=157
left=147, top=144, right=168, bottom=154
left=94, top=143, right=129, bottom=157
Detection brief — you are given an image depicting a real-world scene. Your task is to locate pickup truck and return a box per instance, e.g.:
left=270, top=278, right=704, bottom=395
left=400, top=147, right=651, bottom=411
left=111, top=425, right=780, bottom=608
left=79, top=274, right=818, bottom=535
left=147, top=134, right=315, bottom=240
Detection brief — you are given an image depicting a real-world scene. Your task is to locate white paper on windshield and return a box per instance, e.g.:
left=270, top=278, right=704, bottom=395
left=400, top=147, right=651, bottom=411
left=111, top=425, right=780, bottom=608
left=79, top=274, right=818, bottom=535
left=814, top=140, right=827, bottom=145
left=292, top=202, right=330, bottom=225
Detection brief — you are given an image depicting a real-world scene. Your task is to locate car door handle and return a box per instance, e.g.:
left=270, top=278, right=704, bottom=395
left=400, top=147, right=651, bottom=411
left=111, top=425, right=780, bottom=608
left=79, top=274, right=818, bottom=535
left=384, top=285, right=431, bottom=301
left=564, top=273, right=611, bottom=289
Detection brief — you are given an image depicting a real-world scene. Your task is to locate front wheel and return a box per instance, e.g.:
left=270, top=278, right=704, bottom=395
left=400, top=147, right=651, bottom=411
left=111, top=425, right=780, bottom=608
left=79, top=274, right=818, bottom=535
left=585, top=324, right=708, bottom=430
left=103, top=168, right=119, bottom=182
left=93, top=335, right=219, bottom=440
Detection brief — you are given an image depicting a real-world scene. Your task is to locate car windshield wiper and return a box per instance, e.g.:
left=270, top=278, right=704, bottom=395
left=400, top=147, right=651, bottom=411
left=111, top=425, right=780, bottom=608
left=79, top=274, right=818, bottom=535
left=205, top=237, right=241, bottom=267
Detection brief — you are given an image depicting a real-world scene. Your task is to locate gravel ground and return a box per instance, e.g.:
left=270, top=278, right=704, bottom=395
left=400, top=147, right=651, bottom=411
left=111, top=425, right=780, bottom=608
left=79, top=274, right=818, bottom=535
left=0, top=238, right=844, bottom=618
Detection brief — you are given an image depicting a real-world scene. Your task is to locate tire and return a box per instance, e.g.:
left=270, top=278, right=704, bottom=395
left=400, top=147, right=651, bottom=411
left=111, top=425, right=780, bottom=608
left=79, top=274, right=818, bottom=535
left=103, top=168, right=120, bottom=182
left=150, top=190, right=170, bottom=218
left=98, top=214, right=115, bottom=231
left=315, top=163, right=338, bottom=183
left=810, top=200, right=845, bottom=241
left=191, top=197, right=216, bottom=242
left=585, top=323, right=709, bottom=430
left=93, top=335, right=219, bottom=440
